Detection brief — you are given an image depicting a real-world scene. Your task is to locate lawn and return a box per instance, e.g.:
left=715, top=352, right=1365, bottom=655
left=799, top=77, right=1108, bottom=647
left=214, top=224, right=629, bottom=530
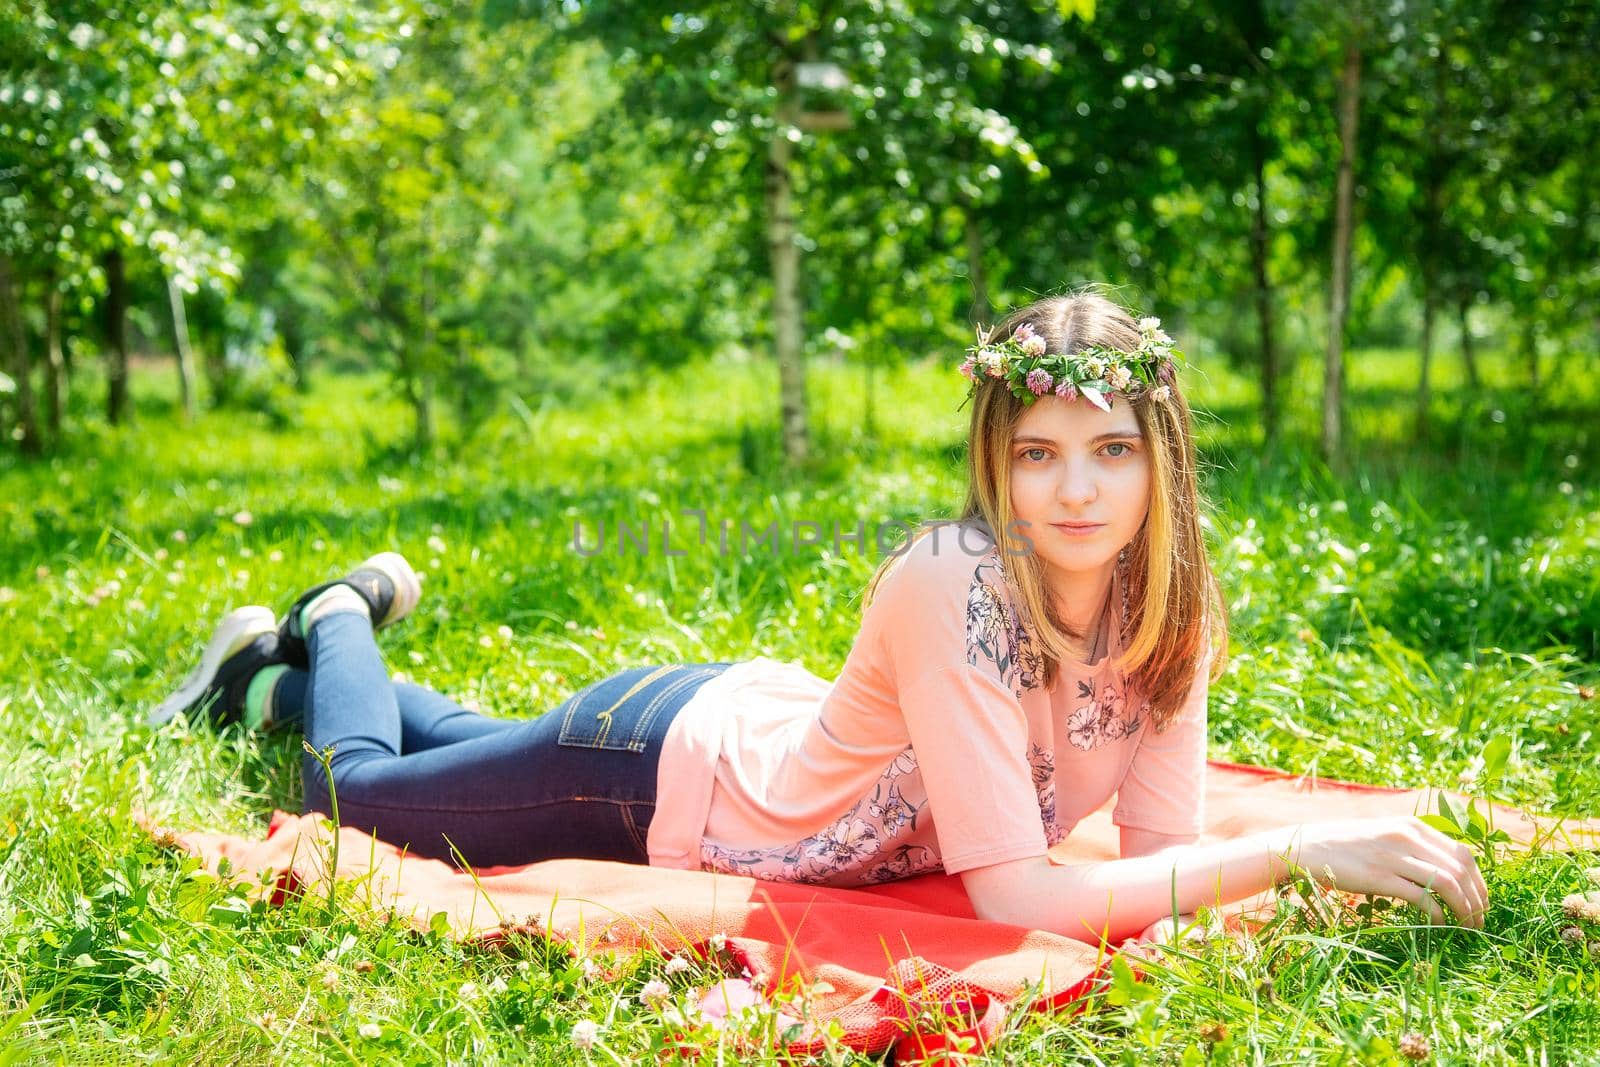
left=1, top=344, right=1597, bottom=1063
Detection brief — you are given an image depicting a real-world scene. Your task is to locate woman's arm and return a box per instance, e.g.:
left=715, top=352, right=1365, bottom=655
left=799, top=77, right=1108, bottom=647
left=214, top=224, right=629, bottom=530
left=961, top=816, right=1488, bottom=945
left=1120, top=826, right=1199, bottom=858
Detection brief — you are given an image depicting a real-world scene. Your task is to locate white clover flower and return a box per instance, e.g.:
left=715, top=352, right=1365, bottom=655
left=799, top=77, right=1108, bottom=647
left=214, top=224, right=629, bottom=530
left=708, top=933, right=728, bottom=951
left=1107, top=365, right=1134, bottom=391
left=640, top=979, right=671, bottom=1008
left=1149, top=385, right=1172, bottom=403
left=358, top=1022, right=382, bottom=1039
left=570, top=1018, right=601, bottom=1050
left=664, top=955, right=691, bottom=975
left=1019, top=333, right=1047, bottom=357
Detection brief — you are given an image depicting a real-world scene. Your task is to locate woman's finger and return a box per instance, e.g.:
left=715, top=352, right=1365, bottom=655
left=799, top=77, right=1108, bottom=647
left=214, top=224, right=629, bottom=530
left=1405, top=825, right=1489, bottom=928
left=1428, top=838, right=1489, bottom=928
left=1395, top=851, right=1478, bottom=927
left=1389, top=856, right=1476, bottom=925
left=1367, top=873, right=1448, bottom=925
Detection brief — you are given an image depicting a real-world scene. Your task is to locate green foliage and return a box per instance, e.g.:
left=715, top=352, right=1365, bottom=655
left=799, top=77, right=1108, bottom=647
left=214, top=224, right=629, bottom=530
left=5, top=0, right=1599, bottom=461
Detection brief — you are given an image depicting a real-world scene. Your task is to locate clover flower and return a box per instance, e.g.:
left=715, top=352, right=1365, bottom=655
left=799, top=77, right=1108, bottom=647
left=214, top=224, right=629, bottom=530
left=1399, top=1032, right=1431, bottom=1060
left=1014, top=322, right=1047, bottom=356
left=1025, top=369, right=1054, bottom=396
left=571, top=1019, right=601, bottom=1050
left=1055, top=379, right=1079, bottom=401
left=1561, top=893, right=1593, bottom=920
left=641, top=979, right=671, bottom=1008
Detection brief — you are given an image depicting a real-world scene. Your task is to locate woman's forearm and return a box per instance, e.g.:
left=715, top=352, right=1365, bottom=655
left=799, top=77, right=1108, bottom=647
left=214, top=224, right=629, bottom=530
left=966, top=817, right=1487, bottom=942
left=1044, top=827, right=1299, bottom=942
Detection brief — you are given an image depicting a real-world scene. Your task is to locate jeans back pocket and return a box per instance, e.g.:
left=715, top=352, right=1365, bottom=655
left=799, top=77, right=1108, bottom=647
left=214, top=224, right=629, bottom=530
left=556, top=665, right=720, bottom=753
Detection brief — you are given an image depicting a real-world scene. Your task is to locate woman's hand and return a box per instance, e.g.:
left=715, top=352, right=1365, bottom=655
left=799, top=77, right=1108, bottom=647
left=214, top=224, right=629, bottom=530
left=1134, top=911, right=1214, bottom=946
left=1272, top=817, right=1488, bottom=928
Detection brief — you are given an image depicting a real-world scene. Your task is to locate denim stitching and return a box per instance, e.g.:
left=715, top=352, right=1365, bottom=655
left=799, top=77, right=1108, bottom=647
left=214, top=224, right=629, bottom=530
left=558, top=666, right=674, bottom=748
left=558, top=678, right=607, bottom=739
left=590, top=665, right=677, bottom=747
left=626, top=667, right=720, bottom=749
left=620, top=802, right=652, bottom=858
left=557, top=665, right=718, bottom=752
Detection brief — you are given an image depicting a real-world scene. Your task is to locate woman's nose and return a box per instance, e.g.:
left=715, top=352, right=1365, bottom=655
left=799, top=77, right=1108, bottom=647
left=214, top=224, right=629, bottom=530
left=1056, top=457, right=1098, bottom=506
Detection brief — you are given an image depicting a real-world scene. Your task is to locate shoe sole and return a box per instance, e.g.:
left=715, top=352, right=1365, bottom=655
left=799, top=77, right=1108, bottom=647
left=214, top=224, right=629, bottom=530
left=355, top=551, right=422, bottom=629
left=147, top=605, right=277, bottom=726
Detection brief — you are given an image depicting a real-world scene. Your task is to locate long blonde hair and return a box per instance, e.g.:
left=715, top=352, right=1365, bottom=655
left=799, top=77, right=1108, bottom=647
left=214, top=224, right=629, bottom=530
left=866, top=287, right=1228, bottom=730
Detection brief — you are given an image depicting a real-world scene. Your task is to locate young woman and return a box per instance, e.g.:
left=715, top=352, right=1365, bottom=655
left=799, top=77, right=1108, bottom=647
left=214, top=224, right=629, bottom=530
left=153, top=289, right=1487, bottom=945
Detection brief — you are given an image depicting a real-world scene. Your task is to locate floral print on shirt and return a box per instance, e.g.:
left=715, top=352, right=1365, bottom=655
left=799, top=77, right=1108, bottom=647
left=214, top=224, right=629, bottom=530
left=700, top=747, right=941, bottom=886
left=1028, top=742, right=1064, bottom=846
left=1065, top=677, right=1142, bottom=751
left=965, top=555, right=1043, bottom=699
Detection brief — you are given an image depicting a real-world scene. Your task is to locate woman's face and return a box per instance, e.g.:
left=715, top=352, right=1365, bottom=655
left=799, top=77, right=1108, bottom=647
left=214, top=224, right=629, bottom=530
left=1007, top=396, right=1152, bottom=589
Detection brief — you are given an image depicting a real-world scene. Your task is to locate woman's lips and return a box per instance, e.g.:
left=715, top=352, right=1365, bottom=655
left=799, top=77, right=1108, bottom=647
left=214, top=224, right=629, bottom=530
left=1050, top=522, right=1106, bottom=538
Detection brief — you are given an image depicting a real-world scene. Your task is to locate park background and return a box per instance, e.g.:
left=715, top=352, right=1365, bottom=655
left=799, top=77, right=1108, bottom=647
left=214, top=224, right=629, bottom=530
left=1, top=0, right=1598, bottom=1062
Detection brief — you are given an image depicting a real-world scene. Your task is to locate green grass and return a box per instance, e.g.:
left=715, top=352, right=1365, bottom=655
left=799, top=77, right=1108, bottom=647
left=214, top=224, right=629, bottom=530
left=0, top=343, right=1597, bottom=1063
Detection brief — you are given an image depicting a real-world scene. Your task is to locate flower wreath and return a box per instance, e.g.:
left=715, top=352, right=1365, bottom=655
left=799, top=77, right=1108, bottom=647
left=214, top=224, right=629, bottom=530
left=957, top=316, right=1183, bottom=410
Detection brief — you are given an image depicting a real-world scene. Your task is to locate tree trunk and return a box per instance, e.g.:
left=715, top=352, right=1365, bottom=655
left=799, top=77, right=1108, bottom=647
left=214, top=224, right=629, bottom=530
left=1323, top=35, right=1362, bottom=464
left=44, top=271, right=64, bottom=439
left=1457, top=296, right=1479, bottom=389
left=279, top=302, right=310, bottom=393
left=1417, top=272, right=1435, bottom=439
left=166, top=272, right=198, bottom=420
left=766, top=49, right=810, bottom=467
left=1523, top=318, right=1539, bottom=388
left=964, top=206, right=991, bottom=326
left=1416, top=172, right=1439, bottom=438
left=0, top=255, right=41, bottom=456
left=412, top=377, right=434, bottom=451
left=1249, top=123, right=1280, bottom=442
left=103, top=247, right=130, bottom=425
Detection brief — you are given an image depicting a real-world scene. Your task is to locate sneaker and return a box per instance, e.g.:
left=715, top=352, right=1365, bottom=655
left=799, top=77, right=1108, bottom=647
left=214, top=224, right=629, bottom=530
left=276, top=551, right=422, bottom=668
left=148, top=606, right=280, bottom=727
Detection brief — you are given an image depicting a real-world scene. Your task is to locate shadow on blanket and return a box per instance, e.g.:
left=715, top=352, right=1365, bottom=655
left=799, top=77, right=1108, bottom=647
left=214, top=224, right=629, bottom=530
left=141, top=760, right=1600, bottom=1059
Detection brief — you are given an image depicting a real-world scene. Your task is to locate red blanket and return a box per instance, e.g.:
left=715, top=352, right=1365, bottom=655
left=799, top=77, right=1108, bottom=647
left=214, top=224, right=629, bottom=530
left=146, top=761, right=1599, bottom=1060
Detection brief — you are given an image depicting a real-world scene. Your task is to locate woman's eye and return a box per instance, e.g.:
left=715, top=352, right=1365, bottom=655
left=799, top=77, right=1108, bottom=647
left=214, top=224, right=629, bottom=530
left=1103, top=442, right=1132, bottom=458
left=1020, top=448, right=1048, bottom=463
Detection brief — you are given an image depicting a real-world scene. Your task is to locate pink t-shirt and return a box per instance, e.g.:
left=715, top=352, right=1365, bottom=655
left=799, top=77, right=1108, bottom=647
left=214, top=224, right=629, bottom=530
left=646, top=520, right=1209, bottom=886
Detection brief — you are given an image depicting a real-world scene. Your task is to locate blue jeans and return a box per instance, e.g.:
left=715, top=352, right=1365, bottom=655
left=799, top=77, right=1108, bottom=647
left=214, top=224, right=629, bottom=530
left=276, top=611, right=731, bottom=869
